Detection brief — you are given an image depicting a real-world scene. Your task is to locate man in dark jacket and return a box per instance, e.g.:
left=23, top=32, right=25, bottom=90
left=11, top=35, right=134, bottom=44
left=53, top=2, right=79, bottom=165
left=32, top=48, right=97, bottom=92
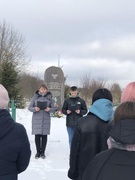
left=62, top=86, right=87, bottom=147
left=0, top=84, right=31, bottom=180
left=68, top=88, right=114, bottom=180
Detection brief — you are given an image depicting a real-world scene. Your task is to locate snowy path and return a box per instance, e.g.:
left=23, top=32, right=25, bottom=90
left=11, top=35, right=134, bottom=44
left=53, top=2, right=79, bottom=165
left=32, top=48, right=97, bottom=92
left=16, top=109, right=70, bottom=180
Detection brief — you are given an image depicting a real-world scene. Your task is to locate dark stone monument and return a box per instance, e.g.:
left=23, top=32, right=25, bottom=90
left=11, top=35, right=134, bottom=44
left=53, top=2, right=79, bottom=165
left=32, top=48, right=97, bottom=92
left=44, top=66, right=65, bottom=110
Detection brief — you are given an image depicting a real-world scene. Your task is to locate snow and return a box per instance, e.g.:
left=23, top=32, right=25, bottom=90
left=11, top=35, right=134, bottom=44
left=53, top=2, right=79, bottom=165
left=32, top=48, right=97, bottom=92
left=15, top=109, right=70, bottom=180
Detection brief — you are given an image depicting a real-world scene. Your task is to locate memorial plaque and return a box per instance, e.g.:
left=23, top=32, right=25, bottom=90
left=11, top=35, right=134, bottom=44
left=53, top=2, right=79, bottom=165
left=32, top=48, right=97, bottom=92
left=44, top=66, right=65, bottom=110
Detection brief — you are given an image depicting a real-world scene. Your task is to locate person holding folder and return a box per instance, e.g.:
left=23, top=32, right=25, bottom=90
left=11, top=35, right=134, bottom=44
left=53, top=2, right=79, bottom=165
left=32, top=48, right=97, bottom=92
left=28, top=84, right=55, bottom=159
left=62, top=86, right=87, bottom=148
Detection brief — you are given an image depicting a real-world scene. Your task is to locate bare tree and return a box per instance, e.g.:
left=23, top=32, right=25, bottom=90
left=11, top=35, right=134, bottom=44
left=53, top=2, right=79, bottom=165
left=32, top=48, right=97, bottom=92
left=109, top=82, right=121, bottom=103
left=80, top=73, right=92, bottom=103
left=90, top=77, right=106, bottom=93
left=0, top=21, right=30, bottom=107
left=80, top=73, right=107, bottom=106
left=0, top=21, right=29, bottom=73
left=18, top=73, right=44, bottom=99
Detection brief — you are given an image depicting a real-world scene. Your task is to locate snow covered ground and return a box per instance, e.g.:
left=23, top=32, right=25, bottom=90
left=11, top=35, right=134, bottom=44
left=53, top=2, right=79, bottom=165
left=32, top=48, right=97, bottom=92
left=15, top=109, right=70, bottom=180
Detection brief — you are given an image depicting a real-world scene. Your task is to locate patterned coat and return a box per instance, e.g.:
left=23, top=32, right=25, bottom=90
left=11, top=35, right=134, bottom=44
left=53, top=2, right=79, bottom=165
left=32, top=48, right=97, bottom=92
left=28, top=90, right=55, bottom=135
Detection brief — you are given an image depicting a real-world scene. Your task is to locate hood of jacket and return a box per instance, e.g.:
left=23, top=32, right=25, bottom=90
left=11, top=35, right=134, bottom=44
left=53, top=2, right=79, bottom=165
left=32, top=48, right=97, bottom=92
left=0, top=109, right=15, bottom=140
left=109, top=119, right=135, bottom=144
left=68, top=93, right=79, bottom=98
left=89, top=98, right=114, bottom=122
left=35, top=90, right=52, bottom=99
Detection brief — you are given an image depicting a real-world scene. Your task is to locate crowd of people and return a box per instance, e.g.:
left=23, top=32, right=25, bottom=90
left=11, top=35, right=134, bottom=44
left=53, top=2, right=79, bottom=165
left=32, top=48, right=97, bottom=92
left=0, top=82, right=135, bottom=179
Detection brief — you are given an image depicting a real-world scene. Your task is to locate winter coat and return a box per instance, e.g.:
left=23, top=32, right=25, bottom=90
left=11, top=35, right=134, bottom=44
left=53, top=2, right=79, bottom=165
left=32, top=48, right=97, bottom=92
left=62, top=96, right=87, bottom=128
left=28, top=90, right=56, bottom=135
left=68, top=99, right=114, bottom=180
left=0, top=109, right=31, bottom=180
left=82, top=119, right=135, bottom=180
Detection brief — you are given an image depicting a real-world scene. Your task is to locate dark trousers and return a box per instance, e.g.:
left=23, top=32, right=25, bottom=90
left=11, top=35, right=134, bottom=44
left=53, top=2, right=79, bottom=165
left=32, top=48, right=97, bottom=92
left=35, top=134, right=47, bottom=153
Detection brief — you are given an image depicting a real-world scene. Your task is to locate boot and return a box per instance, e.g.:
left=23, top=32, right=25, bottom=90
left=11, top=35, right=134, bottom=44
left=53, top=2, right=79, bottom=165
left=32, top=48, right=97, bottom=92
left=35, top=151, right=40, bottom=159
left=40, top=151, right=45, bottom=159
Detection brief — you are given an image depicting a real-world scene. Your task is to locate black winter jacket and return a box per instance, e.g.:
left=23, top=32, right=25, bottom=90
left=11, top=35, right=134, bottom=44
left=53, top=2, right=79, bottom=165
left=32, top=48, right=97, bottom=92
left=82, top=119, right=135, bottom=180
left=83, top=148, right=135, bottom=180
left=62, top=96, right=87, bottom=127
left=68, top=112, right=109, bottom=180
left=0, top=109, right=31, bottom=180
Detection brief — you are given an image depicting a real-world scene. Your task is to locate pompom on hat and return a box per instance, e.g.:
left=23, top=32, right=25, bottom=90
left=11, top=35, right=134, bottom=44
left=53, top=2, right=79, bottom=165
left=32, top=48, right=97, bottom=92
left=0, top=84, right=9, bottom=109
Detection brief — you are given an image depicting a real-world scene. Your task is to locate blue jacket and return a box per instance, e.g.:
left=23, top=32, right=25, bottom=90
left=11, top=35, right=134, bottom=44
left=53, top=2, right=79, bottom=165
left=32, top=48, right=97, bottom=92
left=0, top=109, right=31, bottom=180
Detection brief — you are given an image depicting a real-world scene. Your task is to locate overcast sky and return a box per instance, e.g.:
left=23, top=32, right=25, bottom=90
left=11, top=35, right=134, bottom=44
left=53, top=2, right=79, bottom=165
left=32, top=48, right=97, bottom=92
left=0, top=0, right=135, bottom=88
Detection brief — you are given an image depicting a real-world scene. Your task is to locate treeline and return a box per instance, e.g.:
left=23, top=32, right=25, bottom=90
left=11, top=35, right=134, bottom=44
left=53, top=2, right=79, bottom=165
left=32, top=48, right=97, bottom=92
left=65, top=74, right=121, bottom=107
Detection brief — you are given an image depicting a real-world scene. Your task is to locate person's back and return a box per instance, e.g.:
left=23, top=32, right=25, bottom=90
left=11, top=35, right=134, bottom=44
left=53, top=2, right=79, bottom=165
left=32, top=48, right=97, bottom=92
left=82, top=101, right=135, bottom=180
left=68, top=88, right=114, bottom=180
left=70, top=113, right=109, bottom=179
left=83, top=148, right=135, bottom=180
left=0, top=84, right=31, bottom=180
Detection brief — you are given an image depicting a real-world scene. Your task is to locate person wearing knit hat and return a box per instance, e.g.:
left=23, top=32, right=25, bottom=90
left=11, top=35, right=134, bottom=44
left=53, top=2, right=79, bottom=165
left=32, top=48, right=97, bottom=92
left=0, top=84, right=31, bottom=180
left=0, top=84, right=9, bottom=109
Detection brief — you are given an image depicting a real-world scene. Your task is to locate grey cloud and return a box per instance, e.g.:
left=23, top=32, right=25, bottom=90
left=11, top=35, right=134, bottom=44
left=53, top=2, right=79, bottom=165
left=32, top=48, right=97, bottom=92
left=0, top=0, right=135, bottom=88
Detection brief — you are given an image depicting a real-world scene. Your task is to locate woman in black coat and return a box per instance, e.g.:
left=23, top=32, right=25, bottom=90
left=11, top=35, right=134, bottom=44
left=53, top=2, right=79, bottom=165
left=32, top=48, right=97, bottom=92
left=82, top=101, right=135, bottom=180
left=0, top=84, right=31, bottom=180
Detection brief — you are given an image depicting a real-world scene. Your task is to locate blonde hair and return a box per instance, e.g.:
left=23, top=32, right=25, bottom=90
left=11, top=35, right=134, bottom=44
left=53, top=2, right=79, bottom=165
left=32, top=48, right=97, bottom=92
left=121, top=82, right=135, bottom=103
